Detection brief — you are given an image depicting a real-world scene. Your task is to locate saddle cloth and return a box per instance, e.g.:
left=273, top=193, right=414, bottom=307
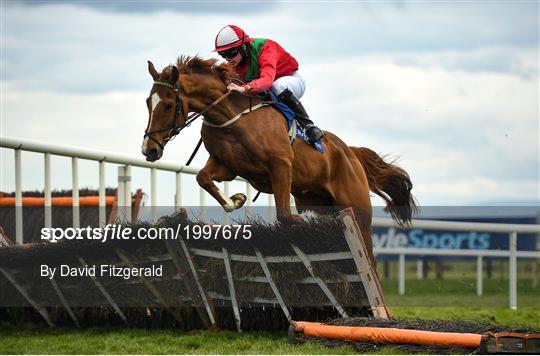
left=266, top=91, right=324, bottom=153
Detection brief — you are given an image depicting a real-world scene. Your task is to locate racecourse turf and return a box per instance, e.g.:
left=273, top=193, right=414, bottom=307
left=1, top=307, right=538, bottom=354
left=1, top=261, right=538, bottom=354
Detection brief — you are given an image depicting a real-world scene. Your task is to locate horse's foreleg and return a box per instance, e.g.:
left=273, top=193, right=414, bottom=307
left=196, top=158, right=246, bottom=212
left=269, top=157, right=303, bottom=224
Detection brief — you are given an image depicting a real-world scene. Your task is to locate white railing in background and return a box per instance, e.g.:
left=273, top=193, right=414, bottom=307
left=1, top=137, right=539, bottom=309
left=373, top=218, right=540, bottom=309
left=0, top=136, right=261, bottom=239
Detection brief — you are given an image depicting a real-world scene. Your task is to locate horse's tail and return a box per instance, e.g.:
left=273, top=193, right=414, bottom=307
left=350, top=146, right=418, bottom=227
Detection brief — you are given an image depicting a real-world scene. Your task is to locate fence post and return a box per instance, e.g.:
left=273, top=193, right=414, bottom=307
left=117, top=166, right=126, bottom=221
left=175, top=171, right=182, bottom=209
left=509, top=231, right=517, bottom=309
left=399, top=253, right=405, bottom=295
left=267, top=193, right=273, bottom=222
left=476, top=255, right=483, bottom=296
left=44, top=153, right=52, bottom=229
left=223, top=182, right=230, bottom=224
left=71, top=157, right=79, bottom=228
left=199, top=186, right=205, bottom=220
left=150, top=168, right=157, bottom=221
left=245, top=182, right=252, bottom=217
left=98, top=161, right=106, bottom=228
left=14, top=149, right=23, bottom=244
left=124, top=165, right=132, bottom=222
left=416, top=259, right=423, bottom=279
left=533, top=261, right=538, bottom=288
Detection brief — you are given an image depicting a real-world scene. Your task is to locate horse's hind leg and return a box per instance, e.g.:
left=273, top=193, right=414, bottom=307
left=196, top=157, right=246, bottom=212
left=269, top=157, right=303, bottom=224
left=329, top=174, right=377, bottom=268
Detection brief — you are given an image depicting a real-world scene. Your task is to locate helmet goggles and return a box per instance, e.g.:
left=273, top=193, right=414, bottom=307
left=218, top=47, right=240, bottom=60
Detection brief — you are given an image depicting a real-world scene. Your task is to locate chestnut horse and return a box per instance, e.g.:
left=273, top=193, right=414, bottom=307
left=142, top=56, right=416, bottom=266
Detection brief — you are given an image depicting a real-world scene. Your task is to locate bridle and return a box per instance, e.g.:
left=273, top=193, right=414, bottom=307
left=144, top=73, right=271, bottom=202
left=144, top=80, right=186, bottom=151
left=144, top=79, right=232, bottom=151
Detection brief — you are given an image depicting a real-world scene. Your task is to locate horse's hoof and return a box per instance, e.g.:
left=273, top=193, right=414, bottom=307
left=222, top=193, right=247, bottom=213
left=222, top=193, right=246, bottom=212
left=231, top=193, right=247, bottom=208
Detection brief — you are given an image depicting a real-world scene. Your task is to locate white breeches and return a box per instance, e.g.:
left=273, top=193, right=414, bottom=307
left=271, top=71, right=306, bottom=98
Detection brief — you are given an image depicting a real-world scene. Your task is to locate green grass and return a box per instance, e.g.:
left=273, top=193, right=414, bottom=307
left=382, top=277, right=539, bottom=307
left=1, top=260, right=538, bottom=354
left=1, top=307, right=538, bottom=354
left=0, top=328, right=356, bottom=355
left=390, top=307, right=540, bottom=329
left=379, top=260, right=540, bottom=308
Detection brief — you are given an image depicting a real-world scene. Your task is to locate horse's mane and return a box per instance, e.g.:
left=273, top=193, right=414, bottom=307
left=175, top=55, right=237, bottom=83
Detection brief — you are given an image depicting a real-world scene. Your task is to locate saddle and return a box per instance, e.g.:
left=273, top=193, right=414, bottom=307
left=261, top=91, right=324, bottom=153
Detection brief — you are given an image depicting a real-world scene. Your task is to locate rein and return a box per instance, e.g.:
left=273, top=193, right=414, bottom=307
left=185, top=90, right=269, bottom=167
left=202, top=102, right=270, bottom=128
left=145, top=79, right=268, bottom=171
left=202, top=81, right=270, bottom=128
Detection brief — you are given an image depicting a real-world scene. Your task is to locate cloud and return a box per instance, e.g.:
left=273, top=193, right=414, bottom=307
left=2, top=4, right=222, bottom=93
left=393, top=48, right=538, bottom=79
left=300, top=51, right=538, bottom=204
left=3, top=2, right=538, bottom=93
left=1, top=88, right=205, bottom=161
left=413, top=178, right=539, bottom=206
left=286, top=2, right=539, bottom=56
left=0, top=88, right=210, bottom=206
left=10, top=1, right=277, bottom=14
left=1, top=1, right=538, bottom=206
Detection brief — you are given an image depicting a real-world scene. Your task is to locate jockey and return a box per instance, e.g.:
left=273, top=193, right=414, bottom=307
left=214, top=24, right=323, bottom=144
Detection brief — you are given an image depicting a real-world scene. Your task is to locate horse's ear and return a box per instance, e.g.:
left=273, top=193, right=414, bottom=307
left=148, top=61, right=159, bottom=80
left=169, top=66, right=179, bottom=85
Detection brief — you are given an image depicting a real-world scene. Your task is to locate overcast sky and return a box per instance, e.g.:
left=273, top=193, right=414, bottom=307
left=1, top=1, right=538, bottom=209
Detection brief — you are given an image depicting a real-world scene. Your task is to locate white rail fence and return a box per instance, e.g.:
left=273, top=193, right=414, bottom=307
left=1, top=137, right=539, bottom=310
left=1, top=136, right=264, bottom=238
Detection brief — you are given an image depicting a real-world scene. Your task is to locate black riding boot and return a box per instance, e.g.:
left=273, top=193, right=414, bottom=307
left=278, top=89, right=323, bottom=144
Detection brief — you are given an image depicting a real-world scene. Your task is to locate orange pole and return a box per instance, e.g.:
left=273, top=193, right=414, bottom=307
left=0, top=196, right=116, bottom=207
left=292, top=321, right=482, bottom=348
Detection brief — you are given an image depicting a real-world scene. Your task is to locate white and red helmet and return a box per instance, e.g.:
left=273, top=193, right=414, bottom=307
left=214, top=25, right=250, bottom=52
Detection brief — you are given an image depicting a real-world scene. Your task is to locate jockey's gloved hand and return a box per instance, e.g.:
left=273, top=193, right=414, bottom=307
left=227, top=83, right=247, bottom=93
